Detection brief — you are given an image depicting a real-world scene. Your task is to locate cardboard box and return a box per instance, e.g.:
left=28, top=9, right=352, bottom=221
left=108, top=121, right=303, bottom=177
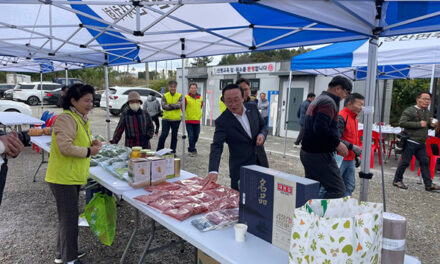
left=128, top=158, right=151, bottom=188
left=148, top=157, right=167, bottom=185
left=196, top=249, right=219, bottom=264
left=239, top=165, right=320, bottom=251
left=163, top=153, right=175, bottom=179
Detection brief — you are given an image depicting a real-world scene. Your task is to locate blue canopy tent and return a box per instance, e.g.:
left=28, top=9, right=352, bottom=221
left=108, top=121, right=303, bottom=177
left=0, top=1, right=440, bottom=197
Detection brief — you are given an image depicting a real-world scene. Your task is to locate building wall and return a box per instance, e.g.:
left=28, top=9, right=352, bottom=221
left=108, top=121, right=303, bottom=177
left=178, top=63, right=284, bottom=127
left=178, top=64, right=394, bottom=139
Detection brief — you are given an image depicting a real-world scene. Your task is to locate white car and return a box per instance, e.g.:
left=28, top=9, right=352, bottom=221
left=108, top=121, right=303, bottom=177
left=0, top=99, right=32, bottom=116
left=102, top=86, right=162, bottom=116
left=99, top=87, right=116, bottom=109
left=13, top=82, right=62, bottom=106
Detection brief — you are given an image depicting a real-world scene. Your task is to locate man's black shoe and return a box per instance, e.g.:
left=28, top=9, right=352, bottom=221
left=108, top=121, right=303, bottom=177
left=425, top=184, right=440, bottom=191
left=393, top=181, right=408, bottom=189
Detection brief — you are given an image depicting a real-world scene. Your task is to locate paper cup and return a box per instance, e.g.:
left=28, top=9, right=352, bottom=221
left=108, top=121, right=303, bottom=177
left=234, top=223, right=248, bottom=242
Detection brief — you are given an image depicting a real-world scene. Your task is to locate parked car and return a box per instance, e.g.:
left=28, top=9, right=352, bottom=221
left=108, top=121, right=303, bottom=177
left=99, top=87, right=116, bottom=109
left=43, top=88, right=63, bottom=107
left=3, top=88, right=14, bottom=100
left=0, top=99, right=32, bottom=116
left=103, top=86, right=162, bottom=116
left=44, top=87, right=101, bottom=107
left=13, top=82, right=62, bottom=105
left=53, top=78, right=85, bottom=87
left=0, top=84, right=16, bottom=98
left=93, top=92, right=101, bottom=107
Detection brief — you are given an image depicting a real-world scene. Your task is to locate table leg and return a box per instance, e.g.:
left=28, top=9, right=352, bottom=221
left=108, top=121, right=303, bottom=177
left=138, top=219, right=156, bottom=264
left=33, top=150, right=46, bottom=182
left=120, top=209, right=139, bottom=264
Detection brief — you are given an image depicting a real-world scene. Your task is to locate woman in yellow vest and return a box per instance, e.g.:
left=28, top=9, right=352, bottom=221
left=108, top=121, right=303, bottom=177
left=185, top=83, right=203, bottom=156
left=45, top=84, right=101, bottom=264
left=157, top=80, right=182, bottom=154
left=219, top=95, right=226, bottom=114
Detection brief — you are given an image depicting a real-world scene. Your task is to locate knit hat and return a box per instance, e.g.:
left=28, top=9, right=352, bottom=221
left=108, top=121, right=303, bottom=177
left=127, top=91, right=142, bottom=104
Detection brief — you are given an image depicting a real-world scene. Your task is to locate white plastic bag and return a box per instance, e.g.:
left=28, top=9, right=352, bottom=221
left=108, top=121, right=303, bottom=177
left=289, top=197, right=383, bottom=264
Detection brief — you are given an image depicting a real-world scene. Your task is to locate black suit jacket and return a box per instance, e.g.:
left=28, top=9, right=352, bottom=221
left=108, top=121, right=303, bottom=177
left=209, top=103, right=269, bottom=183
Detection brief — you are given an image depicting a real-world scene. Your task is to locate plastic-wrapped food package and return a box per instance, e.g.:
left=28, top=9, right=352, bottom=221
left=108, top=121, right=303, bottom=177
left=189, top=191, right=218, bottom=203
left=163, top=203, right=208, bottom=221
left=206, top=208, right=239, bottom=225
left=134, top=191, right=174, bottom=205
left=191, top=208, right=239, bottom=232
left=203, top=187, right=239, bottom=199
left=191, top=216, right=216, bottom=232
left=135, top=177, right=239, bottom=221
left=163, top=207, right=193, bottom=221
left=203, top=196, right=239, bottom=212
left=176, top=177, right=203, bottom=186
left=144, top=182, right=181, bottom=192
left=191, top=181, right=222, bottom=191
left=168, top=188, right=200, bottom=197
left=149, top=197, right=192, bottom=212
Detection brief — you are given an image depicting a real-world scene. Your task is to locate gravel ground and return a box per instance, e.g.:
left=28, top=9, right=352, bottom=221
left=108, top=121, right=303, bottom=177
left=0, top=105, right=439, bottom=264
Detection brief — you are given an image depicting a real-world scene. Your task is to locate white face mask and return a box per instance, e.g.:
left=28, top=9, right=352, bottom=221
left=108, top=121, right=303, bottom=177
left=129, top=103, right=140, bottom=111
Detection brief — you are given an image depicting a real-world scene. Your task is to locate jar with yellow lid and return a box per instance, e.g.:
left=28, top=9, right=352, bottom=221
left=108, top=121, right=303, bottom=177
left=130, top=146, right=142, bottom=159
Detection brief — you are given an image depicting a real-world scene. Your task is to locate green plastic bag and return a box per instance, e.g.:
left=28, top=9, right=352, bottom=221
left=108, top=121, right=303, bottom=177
left=84, top=192, right=117, bottom=246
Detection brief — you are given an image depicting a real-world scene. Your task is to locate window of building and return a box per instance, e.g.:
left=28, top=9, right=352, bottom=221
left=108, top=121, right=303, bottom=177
left=220, top=79, right=233, bottom=90
left=248, top=78, right=260, bottom=94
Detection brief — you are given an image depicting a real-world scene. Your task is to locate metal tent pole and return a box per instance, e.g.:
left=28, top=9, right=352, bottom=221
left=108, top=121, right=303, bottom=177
left=375, top=79, right=387, bottom=212
left=180, top=38, right=187, bottom=169
left=104, top=63, right=111, bottom=141
left=429, top=64, right=435, bottom=111
left=65, top=66, right=69, bottom=86
left=145, top=63, right=149, bottom=87
left=359, top=37, right=379, bottom=202
left=40, top=72, right=43, bottom=117
left=283, top=71, right=292, bottom=157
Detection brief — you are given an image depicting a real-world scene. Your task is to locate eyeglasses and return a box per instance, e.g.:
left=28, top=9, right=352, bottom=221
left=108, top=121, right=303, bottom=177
left=420, top=97, right=431, bottom=101
left=224, top=98, right=243, bottom=105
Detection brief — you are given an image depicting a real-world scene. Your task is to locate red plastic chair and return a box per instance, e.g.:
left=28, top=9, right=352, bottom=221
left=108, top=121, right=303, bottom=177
left=371, top=131, right=383, bottom=168
left=416, top=137, right=440, bottom=180
left=358, top=130, right=384, bottom=168
left=410, top=156, right=416, bottom=171
left=46, top=114, right=58, bottom=127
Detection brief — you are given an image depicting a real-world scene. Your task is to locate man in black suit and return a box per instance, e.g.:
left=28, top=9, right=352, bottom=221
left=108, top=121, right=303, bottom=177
left=0, top=132, right=26, bottom=205
left=204, top=84, right=269, bottom=190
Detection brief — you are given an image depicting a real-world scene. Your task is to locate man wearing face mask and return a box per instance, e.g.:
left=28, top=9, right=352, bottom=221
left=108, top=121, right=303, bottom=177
left=110, top=91, right=154, bottom=149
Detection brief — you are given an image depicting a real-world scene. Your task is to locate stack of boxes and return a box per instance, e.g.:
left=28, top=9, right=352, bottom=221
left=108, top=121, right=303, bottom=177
left=128, top=152, right=179, bottom=188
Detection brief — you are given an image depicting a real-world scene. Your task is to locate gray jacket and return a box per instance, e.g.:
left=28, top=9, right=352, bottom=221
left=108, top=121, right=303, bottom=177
left=258, top=99, right=269, bottom=118
left=143, top=96, right=162, bottom=117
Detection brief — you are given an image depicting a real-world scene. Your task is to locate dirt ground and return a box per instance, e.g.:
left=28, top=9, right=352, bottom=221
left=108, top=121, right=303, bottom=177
left=0, top=105, right=439, bottom=264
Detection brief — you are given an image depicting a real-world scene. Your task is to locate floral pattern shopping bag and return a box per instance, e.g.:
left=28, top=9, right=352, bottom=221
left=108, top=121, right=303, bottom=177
left=289, top=197, right=383, bottom=264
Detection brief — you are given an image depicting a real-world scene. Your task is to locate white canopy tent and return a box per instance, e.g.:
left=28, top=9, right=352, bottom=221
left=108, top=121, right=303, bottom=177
left=0, top=1, right=440, bottom=198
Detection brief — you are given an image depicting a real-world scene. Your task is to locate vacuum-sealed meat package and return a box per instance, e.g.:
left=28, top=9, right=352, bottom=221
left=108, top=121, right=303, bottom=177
left=144, top=182, right=181, bottom=192
left=163, top=203, right=207, bottom=221
left=191, top=208, right=239, bottom=232
left=134, top=190, right=174, bottom=205
left=149, top=197, right=192, bottom=212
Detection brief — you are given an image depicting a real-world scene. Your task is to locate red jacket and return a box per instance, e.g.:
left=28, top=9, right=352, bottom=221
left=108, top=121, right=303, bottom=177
left=339, top=107, right=359, bottom=161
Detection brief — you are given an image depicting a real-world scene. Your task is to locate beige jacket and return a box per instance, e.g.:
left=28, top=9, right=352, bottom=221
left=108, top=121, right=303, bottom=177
left=53, top=113, right=88, bottom=158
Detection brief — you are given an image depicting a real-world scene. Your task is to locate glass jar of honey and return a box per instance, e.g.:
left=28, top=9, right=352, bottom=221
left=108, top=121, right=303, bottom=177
left=130, top=146, right=142, bottom=159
